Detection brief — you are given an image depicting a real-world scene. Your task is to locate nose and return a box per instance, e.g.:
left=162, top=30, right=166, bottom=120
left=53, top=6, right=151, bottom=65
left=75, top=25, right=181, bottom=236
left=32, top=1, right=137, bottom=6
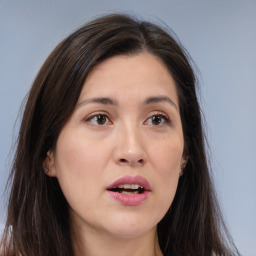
left=113, top=123, right=147, bottom=168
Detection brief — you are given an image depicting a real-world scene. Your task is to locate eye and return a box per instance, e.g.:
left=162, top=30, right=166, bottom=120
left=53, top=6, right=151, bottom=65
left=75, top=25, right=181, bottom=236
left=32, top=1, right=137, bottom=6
left=145, top=113, right=170, bottom=126
left=85, top=113, right=112, bottom=125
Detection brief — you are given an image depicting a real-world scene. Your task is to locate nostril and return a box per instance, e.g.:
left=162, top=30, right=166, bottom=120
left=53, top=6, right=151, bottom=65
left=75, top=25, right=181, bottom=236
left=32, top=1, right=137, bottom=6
left=118, top=158, right=144, bottom=166
left=138, top=159, right=143, bottom=164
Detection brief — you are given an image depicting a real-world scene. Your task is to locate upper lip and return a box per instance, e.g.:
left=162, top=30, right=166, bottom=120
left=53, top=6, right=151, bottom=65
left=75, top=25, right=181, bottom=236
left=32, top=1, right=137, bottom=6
left=107, top=175, right=151, bottom=191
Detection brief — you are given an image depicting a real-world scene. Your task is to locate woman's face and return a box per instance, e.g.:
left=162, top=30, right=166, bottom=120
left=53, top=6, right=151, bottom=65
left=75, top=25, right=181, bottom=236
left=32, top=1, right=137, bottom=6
left=46, top=53, right=186, bottom=239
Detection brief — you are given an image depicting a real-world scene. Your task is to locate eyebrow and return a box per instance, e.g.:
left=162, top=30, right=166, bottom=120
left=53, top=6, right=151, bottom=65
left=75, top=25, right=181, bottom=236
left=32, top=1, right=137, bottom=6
left=76, top=97, right=118, bottom=108
left=76, top=95, right=177, bottom=109
left=144, top=96, right=178, bottom=109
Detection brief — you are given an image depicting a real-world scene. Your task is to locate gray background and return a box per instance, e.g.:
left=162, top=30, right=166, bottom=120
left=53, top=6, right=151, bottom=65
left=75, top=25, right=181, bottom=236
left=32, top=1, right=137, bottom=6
left=0, top=0, right=255, bottom=255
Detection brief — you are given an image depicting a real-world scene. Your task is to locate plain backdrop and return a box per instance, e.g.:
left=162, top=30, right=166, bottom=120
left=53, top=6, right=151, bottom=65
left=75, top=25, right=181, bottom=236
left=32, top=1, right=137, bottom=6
left=0, top=0, right=255, bottom=255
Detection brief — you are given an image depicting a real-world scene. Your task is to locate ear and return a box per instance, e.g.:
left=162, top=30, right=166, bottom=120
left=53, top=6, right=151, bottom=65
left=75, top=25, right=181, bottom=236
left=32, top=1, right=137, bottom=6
left=179, top=155, right=189, bottom=177
left=42, top=150, right=57, bottom=177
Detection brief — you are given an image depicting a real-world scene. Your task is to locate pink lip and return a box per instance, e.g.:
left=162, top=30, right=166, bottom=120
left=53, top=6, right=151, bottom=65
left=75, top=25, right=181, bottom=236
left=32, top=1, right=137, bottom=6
left=107, top=175, right=151, bottom=191
left=106, top=175, right=151, bottom=206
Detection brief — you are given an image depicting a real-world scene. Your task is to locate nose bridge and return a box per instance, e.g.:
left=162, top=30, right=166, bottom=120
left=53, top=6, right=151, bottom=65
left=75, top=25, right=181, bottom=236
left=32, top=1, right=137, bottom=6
left=113, top=118, right=146, bottom=167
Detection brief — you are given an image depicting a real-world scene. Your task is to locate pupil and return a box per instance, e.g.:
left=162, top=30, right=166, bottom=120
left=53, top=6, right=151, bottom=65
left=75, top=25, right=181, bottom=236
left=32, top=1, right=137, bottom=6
left=97, top=115, right=106, bottom=124
left=152, top=116, right=161, bottom=125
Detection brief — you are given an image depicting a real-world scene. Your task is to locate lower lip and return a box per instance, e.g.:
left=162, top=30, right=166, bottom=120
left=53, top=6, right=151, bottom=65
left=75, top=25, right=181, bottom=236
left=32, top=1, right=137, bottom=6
left=107, top=191, right=151, bottom=206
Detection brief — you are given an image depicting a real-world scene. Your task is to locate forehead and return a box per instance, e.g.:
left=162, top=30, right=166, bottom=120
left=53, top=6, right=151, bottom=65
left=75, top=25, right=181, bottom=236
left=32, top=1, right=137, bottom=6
left=79, top=53, right=179, bottom=104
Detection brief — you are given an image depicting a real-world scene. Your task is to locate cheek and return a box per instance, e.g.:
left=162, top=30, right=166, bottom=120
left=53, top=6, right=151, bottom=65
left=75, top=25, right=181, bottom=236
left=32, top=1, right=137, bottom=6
left=55, top=131, right=109, bottom=177
left=149, top=137, right=183, bottom=211
left=53, top=132, right=110, bottom=208
left=150, top=137, right=183, bottom=175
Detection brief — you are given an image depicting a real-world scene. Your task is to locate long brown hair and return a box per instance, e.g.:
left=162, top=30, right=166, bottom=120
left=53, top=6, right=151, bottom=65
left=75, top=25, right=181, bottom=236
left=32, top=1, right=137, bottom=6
left=1, top=14, right=240, bottom=256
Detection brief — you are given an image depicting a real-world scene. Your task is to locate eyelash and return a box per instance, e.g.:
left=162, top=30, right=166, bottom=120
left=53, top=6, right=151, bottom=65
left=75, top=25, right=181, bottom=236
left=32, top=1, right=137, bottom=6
left=84, top=112, right=170, bottom=126
left=145, top=112, right=171, bottom=126
left=84, top=112, right=112, bottom=125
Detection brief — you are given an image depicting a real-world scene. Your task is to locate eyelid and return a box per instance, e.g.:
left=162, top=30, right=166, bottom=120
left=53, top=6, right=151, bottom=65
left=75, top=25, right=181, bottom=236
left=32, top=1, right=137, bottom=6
left=144, top=111, right=171, bottom=125
left=83, top=110, right=171, bottom=126
left=147, top=111, right=169, bottom=119
left=84, top=111, right=113, bottom=125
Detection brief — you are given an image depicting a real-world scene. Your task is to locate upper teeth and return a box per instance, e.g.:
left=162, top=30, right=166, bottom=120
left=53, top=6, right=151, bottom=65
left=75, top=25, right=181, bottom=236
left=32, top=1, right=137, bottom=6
left=116, top=184, right=143, bottom=189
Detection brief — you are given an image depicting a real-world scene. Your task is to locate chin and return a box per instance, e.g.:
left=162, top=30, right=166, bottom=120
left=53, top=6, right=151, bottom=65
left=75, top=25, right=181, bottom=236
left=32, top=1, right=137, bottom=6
left=103, top=212, right=159, bottom=239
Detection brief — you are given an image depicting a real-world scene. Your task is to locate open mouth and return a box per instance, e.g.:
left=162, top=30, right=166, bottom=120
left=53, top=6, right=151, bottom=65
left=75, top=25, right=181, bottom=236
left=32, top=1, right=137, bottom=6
left=107, top=176, right=151, bottom=205
left=108, top=184, right=145, bottom=194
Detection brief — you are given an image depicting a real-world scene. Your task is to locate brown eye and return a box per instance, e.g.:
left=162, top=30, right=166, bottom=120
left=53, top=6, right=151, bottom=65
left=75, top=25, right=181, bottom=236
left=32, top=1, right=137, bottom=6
left=145, top=114, right=170, bottom=126
left=86, top=114, right=111, bottom=125
left=151, top=115, right=162, bottom=125
left=96, top=114, right=107, bottom=125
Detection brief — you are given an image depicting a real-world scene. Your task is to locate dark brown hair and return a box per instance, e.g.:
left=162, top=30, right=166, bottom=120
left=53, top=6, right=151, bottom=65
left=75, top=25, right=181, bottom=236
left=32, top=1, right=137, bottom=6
left=1, top=14, right=240, bottom=256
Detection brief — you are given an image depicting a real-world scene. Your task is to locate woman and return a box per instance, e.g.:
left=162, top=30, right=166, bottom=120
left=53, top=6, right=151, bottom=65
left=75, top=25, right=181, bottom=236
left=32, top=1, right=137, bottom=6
left=0, top=14, right=240, bottom=256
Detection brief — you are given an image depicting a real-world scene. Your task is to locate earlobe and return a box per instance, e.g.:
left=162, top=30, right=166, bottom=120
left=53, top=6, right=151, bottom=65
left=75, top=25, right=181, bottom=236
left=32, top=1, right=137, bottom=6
left=180, top=155, right=189, bottom=177
left=43, top=150, right=57, bottom=177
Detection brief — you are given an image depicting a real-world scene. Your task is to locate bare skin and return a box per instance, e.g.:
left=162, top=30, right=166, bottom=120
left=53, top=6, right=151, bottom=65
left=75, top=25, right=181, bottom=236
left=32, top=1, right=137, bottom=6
left=45, top=53, right=186, bottom=256
left=71, top=220, right=163, bottom=256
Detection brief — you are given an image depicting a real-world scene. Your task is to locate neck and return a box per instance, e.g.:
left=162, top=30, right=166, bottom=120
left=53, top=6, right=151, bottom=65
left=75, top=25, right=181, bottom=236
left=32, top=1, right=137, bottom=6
left=71, top=223, right=163, bottom=256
